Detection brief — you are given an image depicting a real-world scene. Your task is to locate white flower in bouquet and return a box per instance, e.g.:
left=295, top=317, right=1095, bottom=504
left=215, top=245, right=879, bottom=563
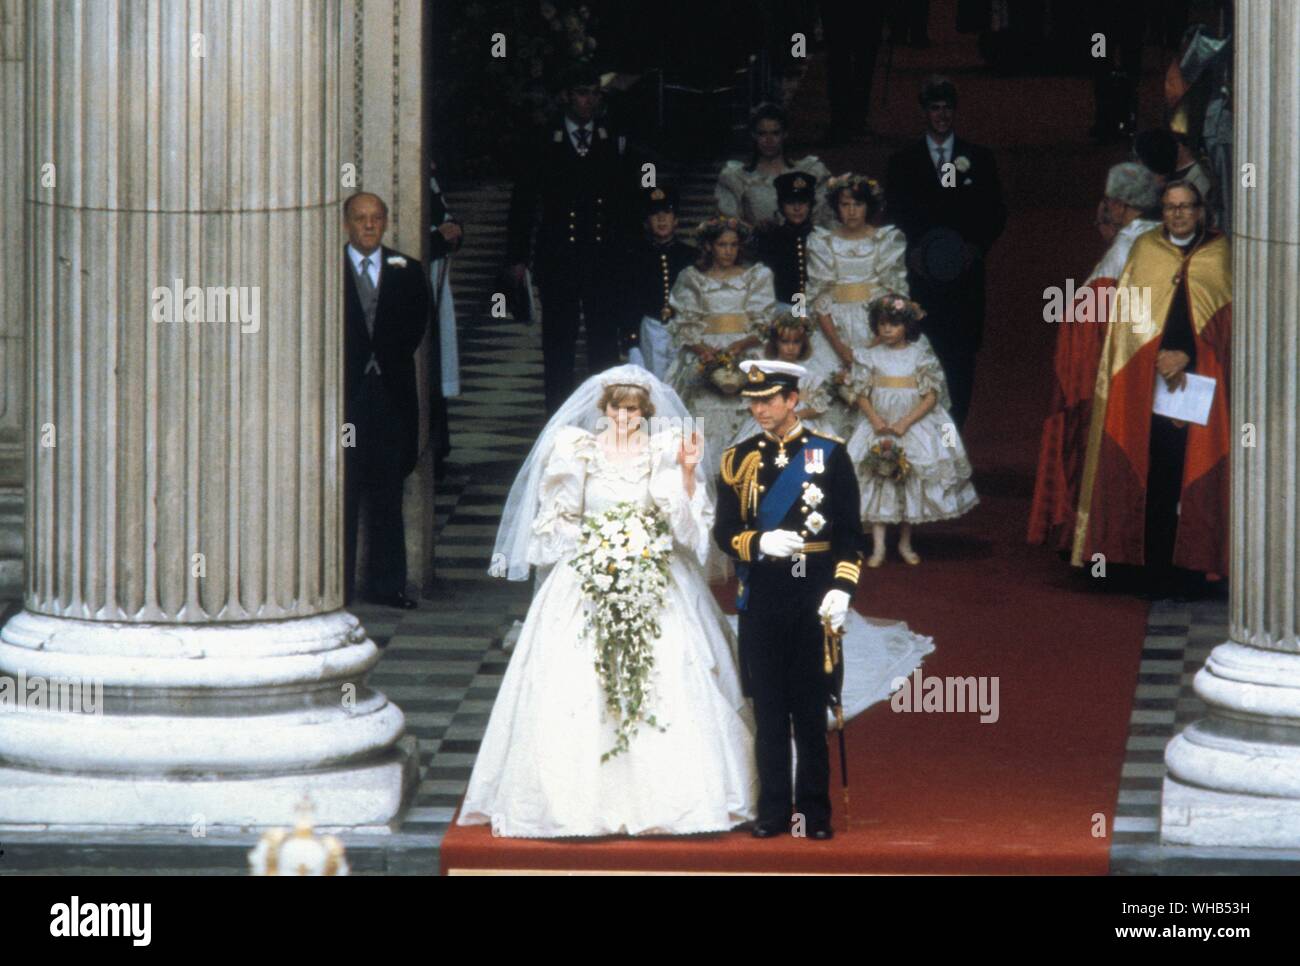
left=570, top=501, right=673, bottom=761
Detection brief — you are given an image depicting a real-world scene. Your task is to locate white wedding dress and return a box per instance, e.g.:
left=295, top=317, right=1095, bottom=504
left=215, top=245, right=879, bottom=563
left=459, top=426, right=760, bottom=838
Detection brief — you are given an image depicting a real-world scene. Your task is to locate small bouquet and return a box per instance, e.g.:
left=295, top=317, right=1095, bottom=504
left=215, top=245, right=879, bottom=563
left=700, top=351, right=746, bottom=396
left=864, top=438, right=913, bottom=482
left=570, top=502, right=674, bottom=761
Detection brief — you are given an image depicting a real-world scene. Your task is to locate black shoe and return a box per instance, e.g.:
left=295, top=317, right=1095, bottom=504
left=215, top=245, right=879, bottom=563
left=808, top=824, right=834, bottom=841
left=750, top=821, right=785, bottom=839
left=367, top=592, right=418, bottom=610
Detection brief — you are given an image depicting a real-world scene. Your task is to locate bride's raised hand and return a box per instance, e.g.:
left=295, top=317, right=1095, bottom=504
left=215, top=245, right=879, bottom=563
left=677, top=431, right=702, bottom=469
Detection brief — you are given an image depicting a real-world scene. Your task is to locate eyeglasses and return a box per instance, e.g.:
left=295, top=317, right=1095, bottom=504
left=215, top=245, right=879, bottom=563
left=1162, top=203, right=1201, bottom=213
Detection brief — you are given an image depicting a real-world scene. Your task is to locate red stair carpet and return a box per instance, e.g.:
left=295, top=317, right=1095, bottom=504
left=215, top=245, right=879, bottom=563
left=441, top=2, right=1152, bottom=874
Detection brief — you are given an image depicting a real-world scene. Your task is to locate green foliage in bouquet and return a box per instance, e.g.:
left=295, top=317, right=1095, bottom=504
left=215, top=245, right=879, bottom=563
left=864, top=438, right=913, bottom=482
left=569, top=501, right=673, bottom=761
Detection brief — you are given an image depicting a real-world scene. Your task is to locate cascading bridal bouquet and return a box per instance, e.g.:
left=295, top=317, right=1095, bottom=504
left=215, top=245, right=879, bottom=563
left=569, top=501, right=675, bottom=762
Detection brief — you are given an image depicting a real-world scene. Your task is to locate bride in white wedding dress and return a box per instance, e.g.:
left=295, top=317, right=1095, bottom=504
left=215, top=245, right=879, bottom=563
left=461, top=366, right=758, bottom=837
left=461, top=365, right=935, bottom=839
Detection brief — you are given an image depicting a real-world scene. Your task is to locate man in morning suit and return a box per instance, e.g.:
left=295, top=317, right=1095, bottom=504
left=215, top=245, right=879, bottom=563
left=713, top=360, right=864, bottom=840
left=343, top=191, right=430, bottom=609
left=886, top=75, right=1006, bottom=429
left=505, top=65, right=636, bottom=413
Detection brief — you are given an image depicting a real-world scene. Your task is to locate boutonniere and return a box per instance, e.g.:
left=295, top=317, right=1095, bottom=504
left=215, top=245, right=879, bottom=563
left=386, top=255, right=407, bottom=268
left=954, top=155, right=971, bottom=173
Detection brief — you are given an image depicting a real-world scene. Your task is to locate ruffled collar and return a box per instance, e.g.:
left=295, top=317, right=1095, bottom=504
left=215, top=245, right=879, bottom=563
left=591, top=435, right=651, bottom=482
left=693, top=264, right=760, bottom=290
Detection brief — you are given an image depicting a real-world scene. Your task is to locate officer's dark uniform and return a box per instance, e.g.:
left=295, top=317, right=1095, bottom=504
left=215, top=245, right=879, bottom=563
left=753, top=172, right=817, bottom=306
left=712, top=364, right=864, bottom=834
left=618, top=185, right=695, bottom=358
left=507, top=84, right=636, bottom=412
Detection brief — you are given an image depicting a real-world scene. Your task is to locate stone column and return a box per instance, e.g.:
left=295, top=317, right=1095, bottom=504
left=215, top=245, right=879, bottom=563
left=1162, top=0, right=1300, bottom=846
left=0, top=0, right=24, bottom=596
left=0, top=0, right=414, bottom=827
left=340, top=0, right=437, bottom=596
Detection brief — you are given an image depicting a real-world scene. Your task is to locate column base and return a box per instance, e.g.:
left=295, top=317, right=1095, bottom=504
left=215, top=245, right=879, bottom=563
left=0, top=609, right=416, bottom=828
left=1162, top=774, right=1300, bottom=848
left=0, top=737, right=418, bottom=830
left=1162, top=641, right=1300, bottom=846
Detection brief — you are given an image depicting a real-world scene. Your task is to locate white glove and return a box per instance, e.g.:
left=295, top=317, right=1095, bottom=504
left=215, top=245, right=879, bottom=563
left=818, top=589, right=850, bottom=632
left=758, top=529, right=804, bottom=558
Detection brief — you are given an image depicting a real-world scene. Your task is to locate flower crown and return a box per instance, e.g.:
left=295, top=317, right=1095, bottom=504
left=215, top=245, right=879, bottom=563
left=696, top=215, right=752, bottom=241
left=825, top=172, right=883, bottom=199
left=769, top=313, right=814, bottom=336
left=869, top=292, right=926, bottom=322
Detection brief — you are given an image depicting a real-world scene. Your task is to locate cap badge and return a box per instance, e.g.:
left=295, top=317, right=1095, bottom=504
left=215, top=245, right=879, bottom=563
left=747, top=368, right=765, bottom=383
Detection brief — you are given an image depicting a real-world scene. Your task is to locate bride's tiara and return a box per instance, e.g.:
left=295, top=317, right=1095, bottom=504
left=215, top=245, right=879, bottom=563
left=600, top=373, right=653, bottom=393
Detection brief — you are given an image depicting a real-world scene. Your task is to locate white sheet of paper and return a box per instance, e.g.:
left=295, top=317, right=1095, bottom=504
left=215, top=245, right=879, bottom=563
left=1152, top=372, right=1216, bottom=426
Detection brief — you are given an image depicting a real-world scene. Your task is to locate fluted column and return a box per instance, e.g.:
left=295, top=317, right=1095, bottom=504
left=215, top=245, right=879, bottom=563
left=1162, top=1, right=1300, bottom=846
left=0, top=0, right=414, bottom=827
left=0, top=0, right=24, bottom=595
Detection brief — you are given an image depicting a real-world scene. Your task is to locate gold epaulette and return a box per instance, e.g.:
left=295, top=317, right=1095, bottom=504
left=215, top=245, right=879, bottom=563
left=721, top=445, right=762, bottom=522
left=808, top=428, right=846, bottom=445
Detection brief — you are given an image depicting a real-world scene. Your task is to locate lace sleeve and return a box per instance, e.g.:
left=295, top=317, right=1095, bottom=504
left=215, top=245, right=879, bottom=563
left=914, top=336, right=952, bottom=410
left=807, top=230, right=836, bottom=315
left=744, top=264, right=779, bottom=335
left=715, top=161, right=744, bottom=219
left=846, top=354, right=874, bottom=400
left=648, top=432, right=714, bottom=567
left=526, top=427, right=592, bottom=566
left=668, top=268, right=707, bottom=346
left=876, top=225, right=910, bottom=298
left=800, top=372, right=834, bottom=417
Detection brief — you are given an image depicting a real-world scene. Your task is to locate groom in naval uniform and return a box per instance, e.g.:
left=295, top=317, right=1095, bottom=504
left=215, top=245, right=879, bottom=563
left=713, top=360, right=864, bottom=840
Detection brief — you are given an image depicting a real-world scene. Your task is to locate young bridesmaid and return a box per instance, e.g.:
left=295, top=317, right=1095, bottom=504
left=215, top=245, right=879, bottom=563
left=846, top=294, right=978, bottom=566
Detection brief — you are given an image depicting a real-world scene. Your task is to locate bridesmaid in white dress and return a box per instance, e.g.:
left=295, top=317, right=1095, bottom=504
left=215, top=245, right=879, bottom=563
left=845, top=296, right=979, bottom=567
left=715, top=103, right=833, bottom=230
left=806, top=174, right=909, bottom=384
left=665, top=217, right=778, bottom=471
left=465, top=368, right=758, bottom=837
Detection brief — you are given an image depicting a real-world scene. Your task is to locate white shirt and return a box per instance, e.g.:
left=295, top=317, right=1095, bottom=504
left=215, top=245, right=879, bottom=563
left=347, top=243, right=382, bottom=290
left=564, top=117, right=595, bottom=154
left=926, top=133, right=955, bottom=170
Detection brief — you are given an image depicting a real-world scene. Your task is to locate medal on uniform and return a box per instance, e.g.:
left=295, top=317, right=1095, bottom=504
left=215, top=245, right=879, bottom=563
left=804, top=447, right=825, bottom=474
left=774, top=448, right=789, bottom=468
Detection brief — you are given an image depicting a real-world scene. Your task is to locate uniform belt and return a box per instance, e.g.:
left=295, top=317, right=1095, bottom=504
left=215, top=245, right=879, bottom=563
left=706, top=313, right=750, bottom=334
left=833, top=282, right=874, bottom=303
left=875, top=375, right=917, bottom=388
left=801, top=541, right=831, bottom=553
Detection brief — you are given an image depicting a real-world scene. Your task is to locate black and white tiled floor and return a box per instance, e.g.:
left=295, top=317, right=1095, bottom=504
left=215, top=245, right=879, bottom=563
left=1109, top=598, right=1300, bottom=874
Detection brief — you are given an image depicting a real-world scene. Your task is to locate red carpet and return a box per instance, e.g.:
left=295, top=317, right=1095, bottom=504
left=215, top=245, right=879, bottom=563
left=442, top=3, right=1155, bottom=874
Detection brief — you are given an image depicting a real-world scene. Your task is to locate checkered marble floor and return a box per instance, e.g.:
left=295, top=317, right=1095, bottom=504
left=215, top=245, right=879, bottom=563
left=1109, top=597, right=1300, bottom=874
